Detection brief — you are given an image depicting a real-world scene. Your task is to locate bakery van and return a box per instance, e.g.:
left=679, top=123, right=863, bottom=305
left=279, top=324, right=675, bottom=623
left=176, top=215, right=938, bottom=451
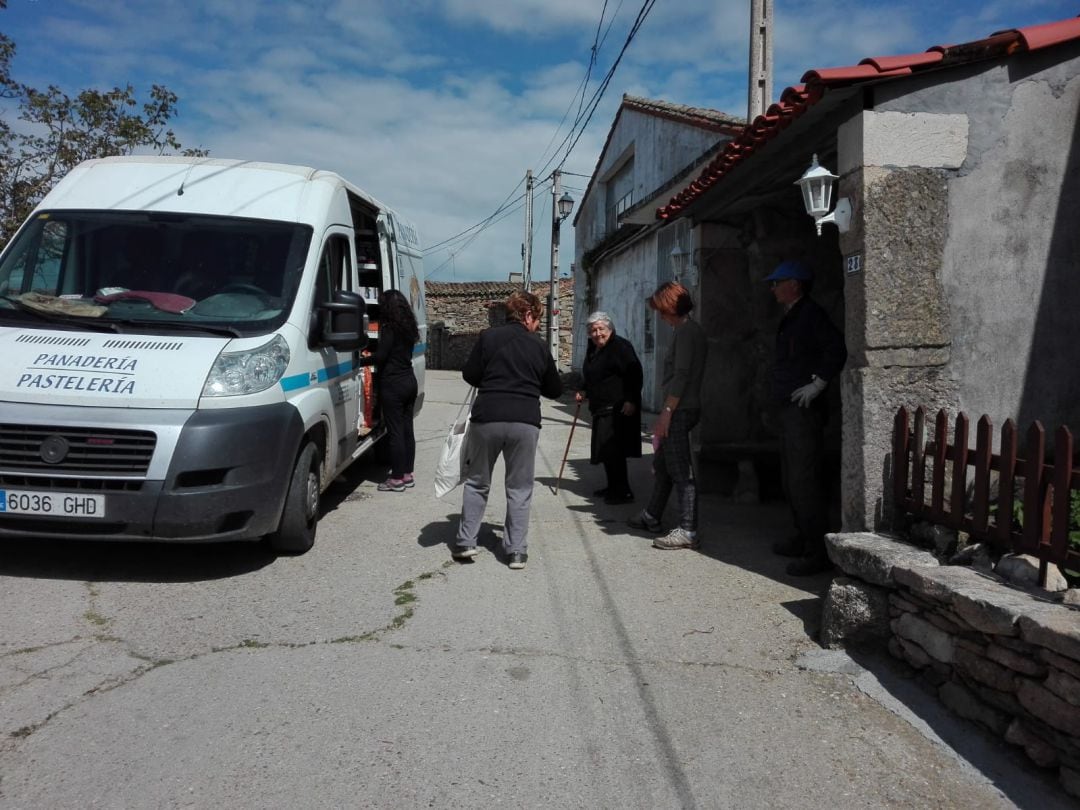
left=0, top=156, right=426, bottom=553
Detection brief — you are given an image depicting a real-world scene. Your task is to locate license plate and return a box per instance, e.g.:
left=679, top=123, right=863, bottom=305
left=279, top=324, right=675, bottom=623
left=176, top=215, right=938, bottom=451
left=0, top=490, right=106, bottom=519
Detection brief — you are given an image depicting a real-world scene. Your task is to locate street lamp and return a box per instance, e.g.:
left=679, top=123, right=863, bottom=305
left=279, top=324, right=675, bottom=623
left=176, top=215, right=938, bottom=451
left=548, top=171, right=575, bottom=366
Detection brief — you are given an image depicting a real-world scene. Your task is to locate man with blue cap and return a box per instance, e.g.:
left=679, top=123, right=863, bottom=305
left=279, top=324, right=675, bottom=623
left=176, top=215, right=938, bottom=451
left=765, top=259, right=847, bottom=576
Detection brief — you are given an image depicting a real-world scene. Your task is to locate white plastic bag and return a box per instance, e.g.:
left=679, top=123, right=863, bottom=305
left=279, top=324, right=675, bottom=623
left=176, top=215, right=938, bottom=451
left=434, top=387, right=477, bottom=498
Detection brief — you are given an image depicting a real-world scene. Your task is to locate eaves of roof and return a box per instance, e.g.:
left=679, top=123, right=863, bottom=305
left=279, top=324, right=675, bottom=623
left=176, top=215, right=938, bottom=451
left=425, top=279, right=574, bottom=296
left=573, top=93, right=744, bottom=227
left=656, top=15, right=1080, bottom=221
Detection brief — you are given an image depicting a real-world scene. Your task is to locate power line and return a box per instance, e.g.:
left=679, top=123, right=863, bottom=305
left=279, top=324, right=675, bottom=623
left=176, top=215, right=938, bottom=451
left=420, top=0, right=656, bottom=274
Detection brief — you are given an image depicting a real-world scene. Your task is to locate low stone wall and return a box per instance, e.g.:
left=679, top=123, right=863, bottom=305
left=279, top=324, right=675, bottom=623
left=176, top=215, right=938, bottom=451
left=823, top=532, right=1080, bottom=799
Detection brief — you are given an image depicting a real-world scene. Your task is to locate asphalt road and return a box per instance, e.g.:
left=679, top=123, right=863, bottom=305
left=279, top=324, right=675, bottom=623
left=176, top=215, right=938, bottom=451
left=0, top=370, right=1071, bottom=809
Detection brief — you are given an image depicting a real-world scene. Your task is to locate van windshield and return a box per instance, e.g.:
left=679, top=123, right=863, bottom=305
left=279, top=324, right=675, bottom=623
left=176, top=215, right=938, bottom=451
left=0, top=210, right=313, bottom=336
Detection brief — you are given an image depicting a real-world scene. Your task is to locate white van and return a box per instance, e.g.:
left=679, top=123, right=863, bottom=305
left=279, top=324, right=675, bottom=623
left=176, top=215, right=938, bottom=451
left=0, top=156, right=426, bottom=553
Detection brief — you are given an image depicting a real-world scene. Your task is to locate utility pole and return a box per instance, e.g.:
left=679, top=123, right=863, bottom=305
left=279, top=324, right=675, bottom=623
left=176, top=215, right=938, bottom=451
left=522, top=169, right=534, bottom=290
left=546, top=170, right=562, bottom=364
left=748, top=0, right=773, bottom=122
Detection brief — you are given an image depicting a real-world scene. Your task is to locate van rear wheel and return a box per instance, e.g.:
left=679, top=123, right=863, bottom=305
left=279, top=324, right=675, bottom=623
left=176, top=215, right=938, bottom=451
left=267, top=442, right=320, bottom=554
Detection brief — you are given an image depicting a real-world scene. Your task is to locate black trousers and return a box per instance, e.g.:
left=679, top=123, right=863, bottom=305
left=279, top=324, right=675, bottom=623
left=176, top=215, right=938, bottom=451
left=380, top=373, right=417, bottom=478
left=778, top=402, right=828, bottom=557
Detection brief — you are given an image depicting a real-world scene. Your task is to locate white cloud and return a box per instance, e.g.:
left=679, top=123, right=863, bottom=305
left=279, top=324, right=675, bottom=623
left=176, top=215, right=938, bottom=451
left=5, top=0, right=1079, bottom=279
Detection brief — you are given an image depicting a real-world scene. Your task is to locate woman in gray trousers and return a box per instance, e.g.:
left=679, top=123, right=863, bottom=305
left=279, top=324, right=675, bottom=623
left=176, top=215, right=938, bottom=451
left=452, top=291, right=563, bottom=570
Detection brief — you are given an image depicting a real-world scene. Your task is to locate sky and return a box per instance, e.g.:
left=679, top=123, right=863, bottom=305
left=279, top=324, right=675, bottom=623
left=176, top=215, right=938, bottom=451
left=2, top=0, right=1078, bottom=282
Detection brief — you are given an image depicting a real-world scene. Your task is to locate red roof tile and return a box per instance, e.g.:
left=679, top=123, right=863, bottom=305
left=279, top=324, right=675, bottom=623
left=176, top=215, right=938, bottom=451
left=656, top=15, right=1080, bottom=220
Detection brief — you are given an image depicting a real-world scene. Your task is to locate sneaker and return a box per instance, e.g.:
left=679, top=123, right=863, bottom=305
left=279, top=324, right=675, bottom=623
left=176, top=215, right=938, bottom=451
left=378, top=478, right=405, bottom=492
left=451, top=545, right=479, bottom=561
left=786, top=554, right=832, bottom=577
left=507, top=552, right=528, bottom=570
left=402, top=474, right=415, bottom=488
left=652, top=527, right=699, bottom=550
left=628, top=510, right=663, bottom=534
left=604, top=490, right=635, bottom=505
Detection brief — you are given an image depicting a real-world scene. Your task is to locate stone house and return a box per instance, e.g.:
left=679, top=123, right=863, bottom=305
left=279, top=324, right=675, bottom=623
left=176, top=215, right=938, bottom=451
left=649, top=15, right=1080, bottom=797
left=570, top=95, right=743, bottom=410
left=653, top=14, right=1080, bottom=533
left=425, top=279, right=575, bottom=371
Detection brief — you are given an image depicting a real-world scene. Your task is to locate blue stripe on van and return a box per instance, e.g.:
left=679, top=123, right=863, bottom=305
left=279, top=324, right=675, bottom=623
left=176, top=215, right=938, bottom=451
left=280, top=359, right=355, bottom=392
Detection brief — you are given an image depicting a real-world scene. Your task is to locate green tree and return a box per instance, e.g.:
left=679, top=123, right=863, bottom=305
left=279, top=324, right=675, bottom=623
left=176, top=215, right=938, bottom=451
left=0, top=0, right=207, bottom=245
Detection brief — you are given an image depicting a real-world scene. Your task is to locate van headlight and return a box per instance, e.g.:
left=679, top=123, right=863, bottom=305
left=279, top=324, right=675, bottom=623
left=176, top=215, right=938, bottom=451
left=202, top=334, right=291, bottom=397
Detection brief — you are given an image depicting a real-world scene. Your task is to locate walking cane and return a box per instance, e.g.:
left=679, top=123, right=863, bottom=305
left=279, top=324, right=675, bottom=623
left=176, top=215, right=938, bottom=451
left=555, top=401, right=581, bottom=494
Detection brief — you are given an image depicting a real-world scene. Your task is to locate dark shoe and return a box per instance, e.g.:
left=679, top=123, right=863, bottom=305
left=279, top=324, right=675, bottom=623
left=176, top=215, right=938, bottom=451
left=786, top=555, right=832, bottom=577
left=604, top=490, right=634, bottom=505
left=772, top=534, right=804, bottom=557
left=378, top=478, right=405, bottom=492
left=451, top=545, right=479, bottom=562
left=628, top=510, right=663, bottom=534
left=593, top=487, right=609, bottom=497
left=507, top=552, right=528, bottom=570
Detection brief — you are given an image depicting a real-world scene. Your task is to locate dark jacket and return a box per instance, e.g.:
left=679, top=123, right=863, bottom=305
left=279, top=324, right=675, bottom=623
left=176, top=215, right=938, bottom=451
left=374, top=324, right=415, bottom=381
left=583, top=333, right=643, bottom=462
left=463, top=321, right=562, bottom=428
left=771, top=296, right=847, bottom=403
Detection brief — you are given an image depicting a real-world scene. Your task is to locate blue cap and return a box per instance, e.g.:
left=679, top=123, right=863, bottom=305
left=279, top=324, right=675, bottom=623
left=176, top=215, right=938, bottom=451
left=764, top=260, right=812, bottom=282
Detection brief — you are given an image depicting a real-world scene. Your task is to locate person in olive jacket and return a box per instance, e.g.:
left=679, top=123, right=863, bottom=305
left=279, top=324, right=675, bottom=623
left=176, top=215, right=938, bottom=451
left=576, top=311, right=643, bottom=504
left=452, top=291, right=563, bottom=571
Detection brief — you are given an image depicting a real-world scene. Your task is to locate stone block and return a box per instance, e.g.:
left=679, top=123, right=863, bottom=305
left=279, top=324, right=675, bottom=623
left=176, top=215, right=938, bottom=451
left=1005, top=719, right=1060, bottom=768
left=892, top=564, right=983, bottom=605
left=926, top=611, right=967, bottom=636
left=895, top=612, right=955, bottom=663
left=955, top=647, right=1019, bottom=693
left=986, top=642, right=1049, bottom=678
left=826, top=532, right=939, bottom=587
left=1019, top=607, right=1080, bottom=662
left=939, top=680, right=1010, bottom=735
left=1040, top=648, right=1080, bottom=680
left=950, top=581, right=1049, bottom=637
left=995, top=553, right=1069, bottom=592
left=898, top=636, right=932, bottom=669
left=1047, top=668, right=1080, bottom=708
left=1017, top=680, right=1080, bottom=737
left=889, top=593, right=920, bottom=613
left=1062, top=766, right=1080, bottom=800
left=820, top=577, right=892, bottom=649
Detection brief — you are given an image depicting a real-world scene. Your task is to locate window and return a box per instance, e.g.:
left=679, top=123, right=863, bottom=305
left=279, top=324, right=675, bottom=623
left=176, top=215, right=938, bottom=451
left=604, top=157, right=635, bottom=235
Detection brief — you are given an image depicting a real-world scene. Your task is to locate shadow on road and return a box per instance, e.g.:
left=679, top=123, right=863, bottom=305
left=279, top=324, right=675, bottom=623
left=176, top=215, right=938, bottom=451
left=0, top=537, right=276, bottom=583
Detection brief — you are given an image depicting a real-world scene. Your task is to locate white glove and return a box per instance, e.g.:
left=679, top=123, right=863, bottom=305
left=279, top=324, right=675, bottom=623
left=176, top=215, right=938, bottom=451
left=791, top=375, right=827, bottom=408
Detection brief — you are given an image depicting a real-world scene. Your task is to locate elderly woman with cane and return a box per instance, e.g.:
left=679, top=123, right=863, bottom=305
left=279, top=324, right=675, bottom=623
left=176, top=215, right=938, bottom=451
left=575, top=312, right=643, bottom=505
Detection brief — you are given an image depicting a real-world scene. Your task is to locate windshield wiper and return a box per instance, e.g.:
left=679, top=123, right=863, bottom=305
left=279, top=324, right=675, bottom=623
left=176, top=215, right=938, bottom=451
left=107, top=318, right=243, bottom=338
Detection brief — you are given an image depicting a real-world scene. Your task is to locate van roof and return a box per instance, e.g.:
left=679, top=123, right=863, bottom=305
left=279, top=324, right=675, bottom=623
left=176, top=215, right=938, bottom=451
left=37, top=156, right=390, bottom=226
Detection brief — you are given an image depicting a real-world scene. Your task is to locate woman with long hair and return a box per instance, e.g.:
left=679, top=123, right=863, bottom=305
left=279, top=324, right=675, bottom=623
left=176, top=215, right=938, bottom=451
left=375, top=288, right=420, bottom=492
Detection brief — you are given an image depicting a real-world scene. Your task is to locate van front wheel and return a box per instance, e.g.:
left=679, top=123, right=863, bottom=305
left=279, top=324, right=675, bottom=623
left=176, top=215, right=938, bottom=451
left=267, top=442, right=320, bottom=554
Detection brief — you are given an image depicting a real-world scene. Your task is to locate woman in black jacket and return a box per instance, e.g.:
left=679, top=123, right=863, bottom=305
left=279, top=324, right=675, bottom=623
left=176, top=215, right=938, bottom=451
left=375, top=289, right=420, bottom=492
left=576, top=312, right=643, bottom=504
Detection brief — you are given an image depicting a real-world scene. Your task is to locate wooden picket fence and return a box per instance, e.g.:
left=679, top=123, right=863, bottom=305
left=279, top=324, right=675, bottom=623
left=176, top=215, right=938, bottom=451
left=892, top=406, right=1080, bottom=588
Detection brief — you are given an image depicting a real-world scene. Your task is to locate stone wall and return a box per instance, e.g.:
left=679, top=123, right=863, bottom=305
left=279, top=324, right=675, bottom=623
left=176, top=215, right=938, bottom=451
left=425, top=280, right=575, bottom=370
left=823, top=532, right=1080, bottom=799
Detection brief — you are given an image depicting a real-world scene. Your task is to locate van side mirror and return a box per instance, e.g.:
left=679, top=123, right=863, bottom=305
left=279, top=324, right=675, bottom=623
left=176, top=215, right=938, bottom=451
left=314, top=290, right=368, bottom=351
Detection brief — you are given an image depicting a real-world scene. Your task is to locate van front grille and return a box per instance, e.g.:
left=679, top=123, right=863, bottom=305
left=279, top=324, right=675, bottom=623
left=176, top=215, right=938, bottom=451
left=0, top=424, right=156, bottom=475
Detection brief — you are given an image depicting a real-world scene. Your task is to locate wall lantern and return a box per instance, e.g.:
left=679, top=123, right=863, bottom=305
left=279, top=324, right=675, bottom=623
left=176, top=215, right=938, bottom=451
left=669, top=243, right=690, bottom=275
left=557, top=191, right=575, bottom=221
left=795, top=153, right=851, bottom=236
